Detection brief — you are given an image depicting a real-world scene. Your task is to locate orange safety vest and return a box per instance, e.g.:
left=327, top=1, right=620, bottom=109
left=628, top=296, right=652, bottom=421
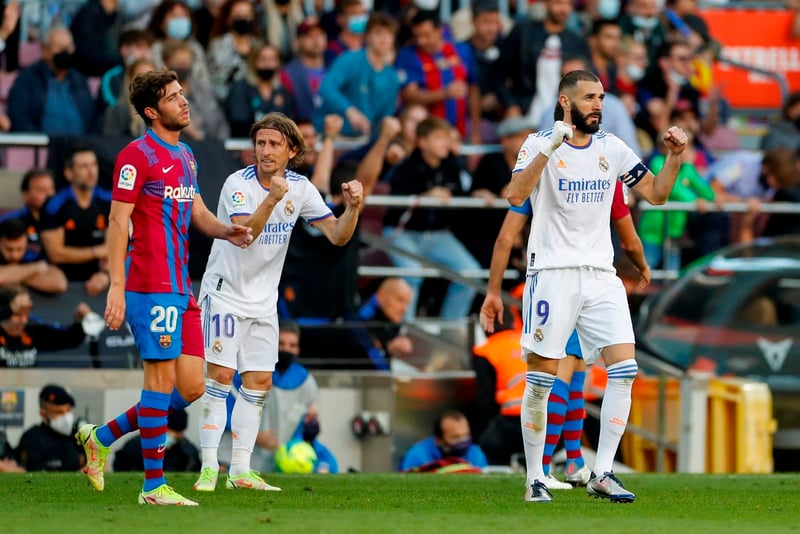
left=474, top=329, right=526, bottom=416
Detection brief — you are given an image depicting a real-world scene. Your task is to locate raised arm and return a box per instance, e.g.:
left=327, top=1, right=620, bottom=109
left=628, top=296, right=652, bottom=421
left=630, top=126, right=688, bottom=205
left=309, top=180, right=364, bottom=246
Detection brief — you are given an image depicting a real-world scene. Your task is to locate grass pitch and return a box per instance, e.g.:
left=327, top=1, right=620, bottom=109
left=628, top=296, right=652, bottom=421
left=1, top=472, right=798, bottom=534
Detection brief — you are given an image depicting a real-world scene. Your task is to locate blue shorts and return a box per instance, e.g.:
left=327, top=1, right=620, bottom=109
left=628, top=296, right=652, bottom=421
left=565, top=329, right=583, bottom=359
left=126, top=291, right=202, bottom=361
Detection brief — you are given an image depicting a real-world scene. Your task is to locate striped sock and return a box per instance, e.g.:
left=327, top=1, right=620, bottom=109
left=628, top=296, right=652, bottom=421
left=139, top=389, right=171, bottom=492
left=564, top=371, right=586, bottom=469
left=96, top=404, right=139, bottom=447
left=542, top=378, right=568, bottom=476
left=520, top=371, right=554, bottom=485
left=595, top=360, right=638, bottom=474
left=95, top=388, right=191, bottom=448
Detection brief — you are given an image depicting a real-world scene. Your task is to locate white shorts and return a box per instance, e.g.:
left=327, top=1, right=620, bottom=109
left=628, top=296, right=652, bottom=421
left=200, top=295, right=278, bottom=373
left=521, top=268, right=634, bottom=364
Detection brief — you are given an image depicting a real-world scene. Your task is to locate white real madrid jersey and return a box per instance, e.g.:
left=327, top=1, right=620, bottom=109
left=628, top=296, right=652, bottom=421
left=199, top=166, right=333, bottom=318
left=513, top=129, right=644, bottom=273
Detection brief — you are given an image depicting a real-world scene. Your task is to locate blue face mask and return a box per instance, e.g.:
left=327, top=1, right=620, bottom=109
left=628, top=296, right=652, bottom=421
left=166, top=17, right=192, bottom=40
left=597, top=0, right=620, bottom=19
left=347, top=14, right=368, bottom=35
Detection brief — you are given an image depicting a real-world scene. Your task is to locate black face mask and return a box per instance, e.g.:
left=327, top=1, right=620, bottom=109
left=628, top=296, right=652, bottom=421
left=302, top=419, right=320, bottom=442
left=275, top=0, right=291, bottom=5
left=439, top=437, right=472, bottom=458
left=256, top=68, right=276, bottom=81
left=52, top=51, right=73, bottom=70
left=794, top=117, right=800, bottom=131
left=275, top=350, right=295, bottom=373
left=231, top=18, right=254, bottom=35
left=172, top=67, right=191, bottom=81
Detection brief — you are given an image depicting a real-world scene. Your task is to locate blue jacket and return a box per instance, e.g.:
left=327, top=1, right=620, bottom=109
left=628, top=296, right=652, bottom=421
left=8, top=60, right=97, bottom=134
left=314, top=49, right=399, bottom=137
left=400, top=437, right=487, bottom=471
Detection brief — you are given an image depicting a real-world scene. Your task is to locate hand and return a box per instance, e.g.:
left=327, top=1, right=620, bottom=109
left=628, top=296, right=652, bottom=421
left=541, top=120, right=574, bottom=157
left=1, top=2, right=20, bottom=40
left=104, top=283, right=126, bottom=330
left=323, top=113, right=344, bottom=138
left=695, top=198, right=708, bottom=214
left=445, top=80, right=467, bottom=99
left=85, top=271, right=110, bottom=297
left=0, top=458, right=24, bottom=473
left=426, top=186, right=452, bottom=201
left=386, top=335, right=414, bottom=356
left=341, top=180, right=364, bottom=210
left=385, top=143, right=406, bottom=164
left=225, top=224, right=253, bottom=248
left=73, top=302, right=91, bottom=321
left=662, top=125, right=689, bottom=155
left=0, top=113, right=10, bottom=132
left=637, top=265, right=652, bottom=289
left=267, top=174, right=288, bottom=203
left=379, top=116, right=402, bottom=140
left=345, top=107, right=371, bottom=135
left=480, top=292, right=504, bottom=333
left=471, top=189, right=497, bottom=204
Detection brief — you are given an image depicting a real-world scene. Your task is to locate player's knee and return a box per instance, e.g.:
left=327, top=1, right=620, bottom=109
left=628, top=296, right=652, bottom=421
left=208, top=365, right=236, bottom=385
left=182, top=380, right=205, bottom=402
left=241, top=371, right=272, bottom=391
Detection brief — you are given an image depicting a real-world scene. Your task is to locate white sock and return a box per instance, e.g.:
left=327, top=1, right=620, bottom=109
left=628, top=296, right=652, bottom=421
left=229, top=386, right=268, bottom=477
left=520, top=371, right=554, bottom=485
left=595, top=360, right=638, bottom=475
left=198, top=378, right=231, bottom=471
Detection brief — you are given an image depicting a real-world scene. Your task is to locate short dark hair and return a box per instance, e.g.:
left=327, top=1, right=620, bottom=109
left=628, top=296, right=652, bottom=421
left=279, top=319, right=300, bottom=337
left=64, top=144, right=96, bottom=169
left=129, top=70, right=180, bottom=126
left=366, top=12, right=398, bottom=35
left=330, top=160, right=358, bottom=197
left=433, top=410, right=466, bottom=439
left=557, top=69, right=600, bottom=94
left=118, top=29, right=153, bottom=48
left=20, top=168, right=53, bottom=192
left=590, top=18, right=619, bottom=37
left=0, top=217, right=28, bottom=240
left=410, top=8, right=440, bottom=29
left=416, top=116, right=451, bottom=140
left=249, top=112, right=307, bottom=168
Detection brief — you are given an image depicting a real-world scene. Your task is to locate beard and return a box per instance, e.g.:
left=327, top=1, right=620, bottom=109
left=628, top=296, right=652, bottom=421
left=571, top=105, right=602, bottom=135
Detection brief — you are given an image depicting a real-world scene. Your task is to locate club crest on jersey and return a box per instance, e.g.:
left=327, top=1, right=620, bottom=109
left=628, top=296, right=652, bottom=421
left=516, top=148, right=528, bottom=165
left=534, top=328, right=544, bottom=342
left=159, top=335, right=171, bottom=348
left=212, top=340, right=223, bottom=354
left=284, top=200, right=295, bottom=216
left=118, top=164, right=137, bottom=190
left=231, top=190, right=246, bottom=208
left=598, top=156, right=609, bottom=172
left=164, top=184, right=196, bottom=202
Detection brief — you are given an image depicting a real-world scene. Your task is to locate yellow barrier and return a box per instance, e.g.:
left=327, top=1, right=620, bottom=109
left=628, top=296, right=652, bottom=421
left=621, top=376, right=776, bottom=473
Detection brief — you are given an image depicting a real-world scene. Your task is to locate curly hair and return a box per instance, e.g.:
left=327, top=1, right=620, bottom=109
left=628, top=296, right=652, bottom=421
left=129, top=70, right=179, bottom=126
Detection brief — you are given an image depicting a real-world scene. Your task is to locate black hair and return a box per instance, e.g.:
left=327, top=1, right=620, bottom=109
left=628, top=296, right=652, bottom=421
left=433, top=410, right=466, bottom=438
left=20, top=168, right=53, bottom=192
left=0, top=217, right=28, bottom=240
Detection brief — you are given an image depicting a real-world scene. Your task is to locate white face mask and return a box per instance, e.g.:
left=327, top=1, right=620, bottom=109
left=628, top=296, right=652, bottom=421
left=625, top=63, right=646, bottom=81
left=49, top=411, right=75, bottom=436
left=597, top=0, right=620, bottom=19
left=632, top=15, right=659, bottom=31
left=414, top=0, right=439, bottom=10
left=669, top=69, right=687, bottom=86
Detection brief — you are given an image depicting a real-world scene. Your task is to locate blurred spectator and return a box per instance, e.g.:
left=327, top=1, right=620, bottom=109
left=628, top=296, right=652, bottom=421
left=262, top=0, right=307, bottom=62
left=462, top=0, right=505, bottom=137
left=638, top=108, right=716, bottom=271
left=619, top=0, right=668, bottom=69
left=8, top=27, right=97, bottom=135
left=96, top=29, right=153, bottom=115
left=588, top=18, right=621, bottom=94
left=15, top=385, right=85, bottom=471
left=382, top=117, right=481, bottom=320
left=792, top=0, right=800, bottom=40
left=70, top=0, right=121, bottom=77
left=207, top=0, right=262, bottom=102
left=613, top=36, right=648, bottom=112
left=0, top=426, right=24, bottom=472
left=291, top=118, right=332, bottom=185
left=113, top=409, right=201, bottom=472
left=40, top=146, right=111, bottom=294
left=252, top=320, right=322, bottom=471
left=0, top=168, right=56, bottom=262
left=400, top=410, right=487, bottom=472
left=0, top=286, right=91, bottom=368
left=384, top=103, right=429, bottom=168
left=760, top=91, right=800, bottom=153
left=0, top=218, right=67, bottom=294
left=148, top=0, right=211, bottom=89
left=0, top=1, right=21, bottom=72
left=637, top=40, right=699, bottom=141
left=163, top=40, right=229, bottom=140
left=315, top=12, right=399, bottom=138
left=397, top=9, right=480, bottom=143
left=450, top=0, right=512, bottom=43
left=760, top=148, right=800, bottom=238
left=281, top=16, right=326, bottom=122
left=324, top=0, right=366, bottom=64
left=705, top=150, right=766, bottom=243
left=225, top=44, right=293, bottom=138
left=664, top=0, right=709, bottom=46
left=499, top=0, right=589, bottom=127
left=456, top=116, right=534, bottom=268
left=193, top=0, right=225, bottom=49
left=118, top=0, right=161, bottom=30
left=102, top=57, right=156, bottom=137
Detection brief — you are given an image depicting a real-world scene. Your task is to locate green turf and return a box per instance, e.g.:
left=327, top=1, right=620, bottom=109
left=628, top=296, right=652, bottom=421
left=1, top=472, right=798, bottom=533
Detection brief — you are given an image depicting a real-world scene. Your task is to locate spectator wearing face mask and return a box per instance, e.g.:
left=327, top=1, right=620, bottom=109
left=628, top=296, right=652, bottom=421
left=207, top=0, right=263, bottom=102
left=324, top=0, right=367, bottom=64
left=147, top=0, right=211, bottom=91
left=399, top=410, right=487, bottom=472
left=15, top=385, right=86, bottom=472
left=618, top=0, right=668, bottom=70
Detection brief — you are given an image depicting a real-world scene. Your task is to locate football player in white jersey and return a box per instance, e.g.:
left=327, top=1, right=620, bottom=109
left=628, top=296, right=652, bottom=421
left=505, top=70, right=687, bottom=503
left=193, top=112, right=363, bottom=492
